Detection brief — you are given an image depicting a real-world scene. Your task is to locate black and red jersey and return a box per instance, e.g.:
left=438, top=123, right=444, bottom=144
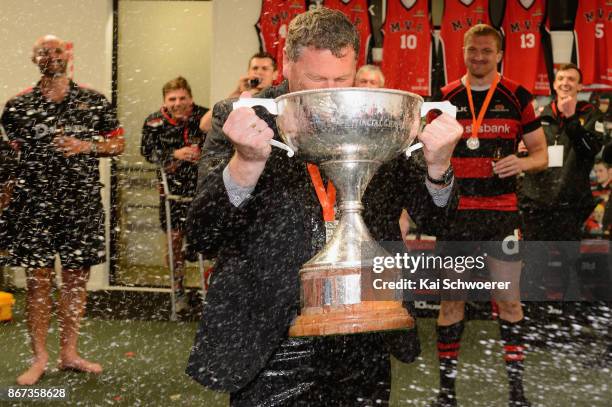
left=439, top=0, right=492, bottom=84
left=381, top=0, right=433, bottom=96
left=141, top=104, right=208, bottom=197
left=1, top=80, right=123, bottom=195
left=441, top=76, right=541, bottom=211
left=500, top=0, right=553, bottom=95
left=324, top=0, right=372, bottom=67
left=573, top=0, right=612, bottom=90
left=256, top=0, right=307, bottom=84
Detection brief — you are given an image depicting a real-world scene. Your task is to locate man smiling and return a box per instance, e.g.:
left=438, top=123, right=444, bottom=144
left=432, top=24, right=547, bottom=407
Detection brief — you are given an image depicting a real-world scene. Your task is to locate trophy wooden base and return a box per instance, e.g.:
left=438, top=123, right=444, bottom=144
left=288, top=300, right=414, bottom=337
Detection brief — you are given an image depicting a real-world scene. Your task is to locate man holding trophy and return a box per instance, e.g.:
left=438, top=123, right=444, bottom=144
left=186, top=8, right=463, bottom=406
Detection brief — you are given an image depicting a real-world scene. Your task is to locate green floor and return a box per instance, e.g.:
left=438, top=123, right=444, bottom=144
left=1, top=294, right=610, bottom=406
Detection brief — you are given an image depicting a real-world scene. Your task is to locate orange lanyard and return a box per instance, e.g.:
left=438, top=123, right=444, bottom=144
left=307, top=163, right=336, bottom=222
left=466, top=73, right=500, bottom=139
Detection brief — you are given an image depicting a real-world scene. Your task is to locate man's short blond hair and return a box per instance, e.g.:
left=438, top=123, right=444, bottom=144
left=463, top=24, right=502, bottom=52
left=356, top=65, right=385, bottom=87
left=285, top=8, right=360, bottom=62
left=162, top=76, right=192, bottom=98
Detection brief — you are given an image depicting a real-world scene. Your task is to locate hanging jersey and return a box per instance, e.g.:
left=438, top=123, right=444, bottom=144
left=501, top=0, right=552, bottom=95
left=256, top=0, right=307, bottom=84
left=441, top=76, right=541, bottom=211
left=381, top=0, right=433, bottom=96
left=573, top=0, right=612, bottom=90
left=439, top=0, right=492, bottom=84
left=325, top=0, right=372, bottom=66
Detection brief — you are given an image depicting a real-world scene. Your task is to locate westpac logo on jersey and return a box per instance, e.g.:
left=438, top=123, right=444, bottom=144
left=464, top=123, right=511, bottom=134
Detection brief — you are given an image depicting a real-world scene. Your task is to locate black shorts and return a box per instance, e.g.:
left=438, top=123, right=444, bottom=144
left=3, top=195, right=105, bottom=269
left=158, top=195, right=192, bottom=232
left=439, top=210, right=521, bottom=262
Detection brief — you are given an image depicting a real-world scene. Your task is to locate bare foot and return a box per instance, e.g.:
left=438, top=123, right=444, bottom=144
left=17, top=356, right=48, bottom=385
left=58, top=356, right=102, bottom=374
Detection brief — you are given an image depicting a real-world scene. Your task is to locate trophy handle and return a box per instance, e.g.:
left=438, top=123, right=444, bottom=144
left=233, top=98, right=279, bottom=114
left=420, top=101, right=457, bottom=117
left=232, top=98, right=295, bottom=157
left=405, top=101, right=458, bottom=158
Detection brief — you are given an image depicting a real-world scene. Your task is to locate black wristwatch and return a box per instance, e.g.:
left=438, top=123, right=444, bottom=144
left=426, top=165, right=454, bottom=186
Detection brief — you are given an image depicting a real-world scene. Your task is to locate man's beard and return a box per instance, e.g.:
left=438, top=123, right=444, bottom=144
left=39, top=60, right=67, bottom=77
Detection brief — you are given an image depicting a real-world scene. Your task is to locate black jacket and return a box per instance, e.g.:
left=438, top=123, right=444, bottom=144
left=520, top=101, right=604, bottom=216
left=0, top=140, right=17, bottom=184
left=185, top=82, right=458, bottom=392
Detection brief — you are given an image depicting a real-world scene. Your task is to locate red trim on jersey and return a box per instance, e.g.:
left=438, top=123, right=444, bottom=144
left=504, top=354, right=525, bottom=362
left=437, top=342, right=460, bottom=350
left=101, top=127, right=125, bottom=139
left=9, top=140, right=21, bottom=152
left=496, top=79, right=523, bottom=114
left=452, top=157, right=494, bottom=178
left=438, top=351, right=459, bottom=358
left=161, top=107, right=179, bottom=126
left=159, top=107, right=193, bottom=145
left=441, top=79, right=463, bottom=99
left=520, top=103, right=537, bottom=129
left=458, top=193, right=518, bottom=211
left=15, top=87, right=34, bottom=96
left=580, top=240, right=610, bottom=254
left=504, top=345, right=525, bottom=353
left=76, top=82, right=94, bottom=90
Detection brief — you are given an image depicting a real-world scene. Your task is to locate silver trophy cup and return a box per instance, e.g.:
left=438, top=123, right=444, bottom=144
left=234, top=88, right=455, bottom=336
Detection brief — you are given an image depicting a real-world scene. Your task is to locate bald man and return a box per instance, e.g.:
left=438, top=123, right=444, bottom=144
left=0, top=35, right=124, bottom=385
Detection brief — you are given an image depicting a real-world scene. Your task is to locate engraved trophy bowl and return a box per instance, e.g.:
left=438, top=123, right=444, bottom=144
left=233, top=89, right=456, bottom=336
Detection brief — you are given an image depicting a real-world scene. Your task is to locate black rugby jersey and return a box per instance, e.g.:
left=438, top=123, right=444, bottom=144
left=1, top=81, right=123, bottom=197
left=141, top=104, right=208, bottom=197
left=441, top=76, right=540, bottom=211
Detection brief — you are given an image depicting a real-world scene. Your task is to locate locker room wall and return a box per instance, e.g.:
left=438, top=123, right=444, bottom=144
left=117, top=0, right=213, bottom=161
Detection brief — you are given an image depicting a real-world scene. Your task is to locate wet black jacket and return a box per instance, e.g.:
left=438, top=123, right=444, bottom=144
left=185, top=82, right=458, bottom=392
left=520, top=101, right=604, bottom=216
left=0, top=140, right=17, bottom=183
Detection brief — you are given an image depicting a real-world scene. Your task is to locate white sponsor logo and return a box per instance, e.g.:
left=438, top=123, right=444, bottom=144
left=464, top=123, right=511, bottom=134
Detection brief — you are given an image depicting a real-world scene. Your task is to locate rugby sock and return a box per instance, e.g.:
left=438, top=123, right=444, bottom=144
left=500, top=319, right=529, bottom=405
left=436, top=321, right=464, bottom=400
